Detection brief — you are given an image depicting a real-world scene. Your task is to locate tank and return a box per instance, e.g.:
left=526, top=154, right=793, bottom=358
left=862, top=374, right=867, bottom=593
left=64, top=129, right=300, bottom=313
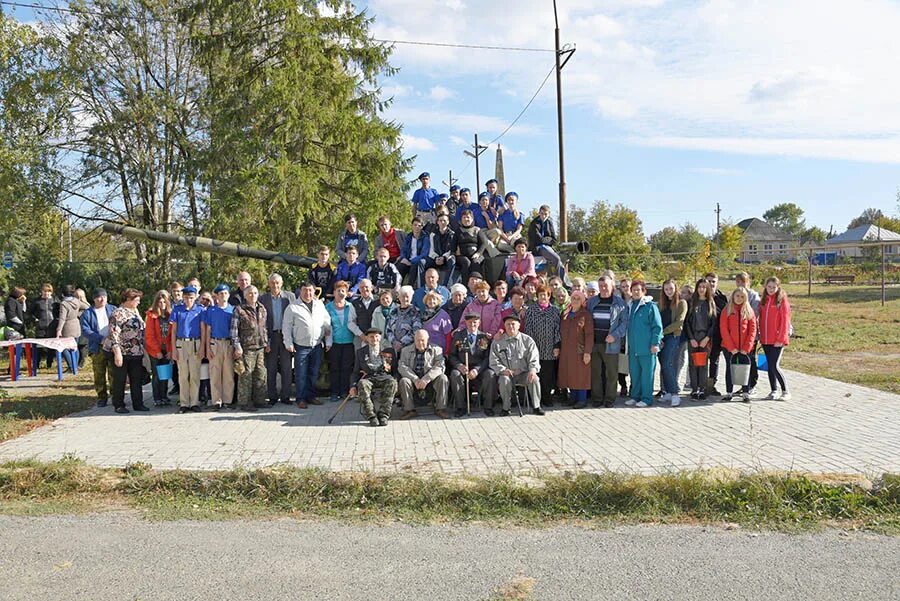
left=101, top=224, right=318, bottom=269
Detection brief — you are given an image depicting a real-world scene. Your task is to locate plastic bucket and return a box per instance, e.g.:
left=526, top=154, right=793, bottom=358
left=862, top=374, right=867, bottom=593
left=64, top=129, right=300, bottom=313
left=155, top=362, right=173, bottom=381
left=617, top=353, right=630, bottom=375
left=731, top=355, right=751, bottom=386
left=690, top=349, right=708, bottom=367
left=757, top=352, right=768, bottom=371
left=200, top=361, right=210, bottom=380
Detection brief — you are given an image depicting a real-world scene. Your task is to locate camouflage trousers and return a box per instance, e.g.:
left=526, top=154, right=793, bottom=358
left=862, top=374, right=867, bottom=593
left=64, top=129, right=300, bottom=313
left=238, top=348, right=267, bottom=407
left=358, top=377, right=397, bottom=420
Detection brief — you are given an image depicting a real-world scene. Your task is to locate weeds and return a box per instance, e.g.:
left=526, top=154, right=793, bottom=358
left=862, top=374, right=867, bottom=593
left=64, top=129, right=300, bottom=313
left=1, top=460, right=897, bottom=532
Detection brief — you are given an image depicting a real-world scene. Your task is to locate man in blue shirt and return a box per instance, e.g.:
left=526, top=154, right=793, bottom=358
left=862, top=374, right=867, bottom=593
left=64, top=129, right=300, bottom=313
left=335, top=246, right=367, bottom=293
left=170, top=285, right=204, bottom=412
left=485, top=179, right=504, bottom=219
left=413, top=268, right=451, bottom=312
left=454, top=188, right=476, bottom=225
left=496, top=191, right=525, bottom=253
left=202, top=284, right=235, bottom=410
left=398, top=217, right=430, bottom=288
left=410, top=172, right=439, bottom=225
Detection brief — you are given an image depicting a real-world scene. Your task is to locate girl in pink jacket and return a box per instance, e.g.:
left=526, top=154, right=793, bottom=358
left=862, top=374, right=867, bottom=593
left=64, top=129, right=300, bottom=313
left=759, top=277, right=792, bottom=401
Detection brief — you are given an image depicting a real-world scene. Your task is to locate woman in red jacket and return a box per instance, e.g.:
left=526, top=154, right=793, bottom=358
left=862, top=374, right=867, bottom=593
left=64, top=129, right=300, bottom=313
left=720, top=287, right=758, bottom=402
left=145, top=290, right=174, bottom=406
left=759, top=276, right=792, bottom=401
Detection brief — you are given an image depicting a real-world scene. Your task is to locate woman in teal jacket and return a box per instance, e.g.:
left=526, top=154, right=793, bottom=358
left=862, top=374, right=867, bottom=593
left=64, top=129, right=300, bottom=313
left=626, top=280, right=663, bottom=407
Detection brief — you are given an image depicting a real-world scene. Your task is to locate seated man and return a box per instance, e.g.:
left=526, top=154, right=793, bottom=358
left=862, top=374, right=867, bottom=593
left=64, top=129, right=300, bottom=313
left=350, top=328, right=398, bottom=427
left=495, top=191, right=525, bottom=253
left=489, top=314, right=544, bottom=416
left=426, top=213, right=457, bottom=286
left=527, top=204, right=567, bottom=284
left=398, top=217, right=430, bottom=288
left=335, top=246, right=366, bottom=294
left=397, top=329, right=449, bottom=420
left=447, top=312, right=496, bottom=417
left=367, top=247, right=401, bottom=295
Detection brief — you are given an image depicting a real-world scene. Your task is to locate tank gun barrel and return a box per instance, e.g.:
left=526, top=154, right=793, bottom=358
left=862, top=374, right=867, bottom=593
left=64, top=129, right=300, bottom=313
left=101, top=224, right=317, bottom=269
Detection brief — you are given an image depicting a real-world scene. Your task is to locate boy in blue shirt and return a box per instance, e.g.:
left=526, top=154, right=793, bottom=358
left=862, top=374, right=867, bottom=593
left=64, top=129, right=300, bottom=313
left=410, top=172, right=439, bottom=225
left=202, top=284, right=235, bottom=410
left=335, top=246, right=366, bottom=294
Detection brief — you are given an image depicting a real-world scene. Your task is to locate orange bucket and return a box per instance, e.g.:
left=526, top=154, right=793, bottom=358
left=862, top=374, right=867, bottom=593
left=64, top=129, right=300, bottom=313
left=690, top=349, right=708, bottom=367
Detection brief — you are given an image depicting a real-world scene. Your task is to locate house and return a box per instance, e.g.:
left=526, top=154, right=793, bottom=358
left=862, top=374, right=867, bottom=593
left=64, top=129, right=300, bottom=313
left=736, top=218, right=797, bottom=262
left=824, top=224, right=900, bottom=259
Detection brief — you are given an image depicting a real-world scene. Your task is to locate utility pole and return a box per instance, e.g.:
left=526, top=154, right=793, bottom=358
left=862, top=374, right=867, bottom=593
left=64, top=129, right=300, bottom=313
left=554, top=0, right=576, bottom=242
left=714, top=202, right=722, bottom=266
left=442, top=170, right=458, bottom=191
left=463, top=134, right=488, bottom=194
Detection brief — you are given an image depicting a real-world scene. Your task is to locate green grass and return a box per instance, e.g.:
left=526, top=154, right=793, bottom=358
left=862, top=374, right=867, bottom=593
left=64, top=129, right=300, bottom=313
left=781, top=284, right=900, bottom=393
left=1, top=460, right=898, bottom=533
left=0, top=377, right=97, bottom=442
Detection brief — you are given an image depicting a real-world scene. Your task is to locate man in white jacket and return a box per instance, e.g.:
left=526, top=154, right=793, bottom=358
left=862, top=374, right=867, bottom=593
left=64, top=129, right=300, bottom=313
left=283, top=282, right=332, bottom=408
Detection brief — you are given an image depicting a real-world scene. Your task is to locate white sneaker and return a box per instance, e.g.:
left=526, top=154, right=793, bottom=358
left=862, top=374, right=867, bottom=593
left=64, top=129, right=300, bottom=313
left=625, top=399, right=637, bottom=406
left=765, top=390, right=778, bottom=400
left=635, top=401, right=649, bottom=408
left=662, top=393, right=672, bottom=402
left=670, top=395, right=681, bottom=407
left=779, top=391, right=792, bottom=401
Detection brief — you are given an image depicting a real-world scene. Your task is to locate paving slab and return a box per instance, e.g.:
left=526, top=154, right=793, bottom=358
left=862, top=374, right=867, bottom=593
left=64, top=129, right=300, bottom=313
left=1, top=369, right=897, bottom=475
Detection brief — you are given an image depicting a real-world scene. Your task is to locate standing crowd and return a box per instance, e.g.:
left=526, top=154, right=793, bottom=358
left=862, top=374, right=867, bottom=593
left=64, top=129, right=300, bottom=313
left=3, top=172, right=793, bottom=425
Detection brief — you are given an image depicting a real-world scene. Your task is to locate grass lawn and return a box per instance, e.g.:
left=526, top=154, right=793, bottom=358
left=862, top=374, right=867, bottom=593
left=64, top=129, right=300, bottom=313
left=1, top=459, right=898, bottom=533
left=0, top=370, right=97, bottom=442
left=781, top=284, right=900, bottom=393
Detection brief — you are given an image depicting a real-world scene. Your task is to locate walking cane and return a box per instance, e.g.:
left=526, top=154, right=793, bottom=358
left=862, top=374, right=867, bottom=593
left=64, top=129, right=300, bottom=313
left=327, top=393, right=354, bottom=424
left=464, top=351, right=471, bottom=416
left=513, top=373, right=524, bottom=417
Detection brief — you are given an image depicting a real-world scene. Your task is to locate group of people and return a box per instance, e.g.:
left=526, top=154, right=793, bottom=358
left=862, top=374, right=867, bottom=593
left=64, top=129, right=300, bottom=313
left=2, top=174, right=794, bottom=426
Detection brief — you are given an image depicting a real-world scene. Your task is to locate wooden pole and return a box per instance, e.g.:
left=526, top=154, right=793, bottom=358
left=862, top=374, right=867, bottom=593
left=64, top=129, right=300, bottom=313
left=808, top=249, right=813, bottom=297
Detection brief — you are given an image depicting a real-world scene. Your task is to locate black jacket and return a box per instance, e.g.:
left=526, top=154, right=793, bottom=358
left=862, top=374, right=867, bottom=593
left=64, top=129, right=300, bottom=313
left=4, top=297, right=26, bottom=334
left=351, top=296, right=380, bottom=333
left=351, top=345, right=396, bottom=387
left=527, top=216, right=558, bottom=252
left=447, top=329, right=492, bottom=374
left=29, top=297, right=59, bottom=334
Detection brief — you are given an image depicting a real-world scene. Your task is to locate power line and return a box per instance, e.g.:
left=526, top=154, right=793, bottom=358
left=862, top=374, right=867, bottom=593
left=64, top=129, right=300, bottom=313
left=486, top=64, right=555, bottom=146
left=1, top=1, right=554, bottom=52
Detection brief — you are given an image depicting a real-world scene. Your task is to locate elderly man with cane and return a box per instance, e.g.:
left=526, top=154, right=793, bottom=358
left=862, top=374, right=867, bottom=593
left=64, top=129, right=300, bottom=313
left=447, top=312, right=495, bottom=417
left=489, top=314, right=544, bottom=416
left=349, top=328, right=398, bottom=427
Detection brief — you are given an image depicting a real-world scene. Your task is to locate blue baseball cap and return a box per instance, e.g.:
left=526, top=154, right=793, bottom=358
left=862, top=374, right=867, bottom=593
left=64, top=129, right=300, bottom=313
left=438, top=193, right=449, bottom=199
left=485, top=178, right=498, bottom=186
left=478, top=191, right=489, bottom=199
left=213, top=284, right=230, bottom=294
left=505, top=191, right=518, bottom=200
left=460, top=187, right=470, bottom=194
left=418, top=172, right=430, bottom=179
left=182, top=285, right=198, bottom=295
left=449, top=185, right=461, bottom=192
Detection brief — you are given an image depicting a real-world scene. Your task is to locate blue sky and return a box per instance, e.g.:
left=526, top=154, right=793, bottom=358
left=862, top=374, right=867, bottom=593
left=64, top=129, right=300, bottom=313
left=7, top=0, right=900, bottom=237
left=363, top=0, right=900, bottom=235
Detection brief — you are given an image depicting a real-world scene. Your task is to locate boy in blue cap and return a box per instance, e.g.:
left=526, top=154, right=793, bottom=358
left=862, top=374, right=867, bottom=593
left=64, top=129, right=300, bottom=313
left=169, top=285, right=204, bottom=412
left=410, top=172, right=439, bottom=225
left=202, top=284, right=235, bottom=410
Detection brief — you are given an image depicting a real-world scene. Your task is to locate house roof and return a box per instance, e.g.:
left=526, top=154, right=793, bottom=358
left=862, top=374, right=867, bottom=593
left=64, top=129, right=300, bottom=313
left=736, top=218, right=795, bottom=241
left=826, top=224, right=900, bottom=245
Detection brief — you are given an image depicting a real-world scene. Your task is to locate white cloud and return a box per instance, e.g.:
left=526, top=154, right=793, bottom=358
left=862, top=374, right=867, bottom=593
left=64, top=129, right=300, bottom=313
left=401, top=134, right=437, bottom=152
left=380, top=84, right=412, bottom=98
left=688, top=167, right=745, bottom=176
left=635, top=137, right=900, bottom=164
left=449, top=135, right=468, bottom=146
left=427, top=85, right=456, bottom=102
left=392, top=106, right=541, bottom=136
left=367, top=0, right=900, bottom=163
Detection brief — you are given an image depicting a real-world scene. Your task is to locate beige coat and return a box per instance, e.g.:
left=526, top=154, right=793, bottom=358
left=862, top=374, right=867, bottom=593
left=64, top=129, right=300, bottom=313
left=56, top=297, right=89, bottom=338
left=398, top=344, right=445, bottom=384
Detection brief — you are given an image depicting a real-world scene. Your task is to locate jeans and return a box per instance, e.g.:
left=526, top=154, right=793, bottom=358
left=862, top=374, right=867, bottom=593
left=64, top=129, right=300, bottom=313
left=293, top=344, right=323, bottom=402
left=659, top=334, right=680, bottom=394
left=535, top=245, right=566, bottom=282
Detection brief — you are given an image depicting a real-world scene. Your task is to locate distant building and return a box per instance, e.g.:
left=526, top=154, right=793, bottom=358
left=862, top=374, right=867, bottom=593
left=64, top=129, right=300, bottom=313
left=736, top=218, right=798, bottom=262
left=824, top=224, right=900, bottom=259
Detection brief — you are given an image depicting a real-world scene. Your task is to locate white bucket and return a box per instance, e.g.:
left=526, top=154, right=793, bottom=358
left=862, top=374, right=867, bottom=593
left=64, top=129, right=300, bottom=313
left=200, top=362, right=210, bottom=380
left=730, top=356, right=751, bottom=387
